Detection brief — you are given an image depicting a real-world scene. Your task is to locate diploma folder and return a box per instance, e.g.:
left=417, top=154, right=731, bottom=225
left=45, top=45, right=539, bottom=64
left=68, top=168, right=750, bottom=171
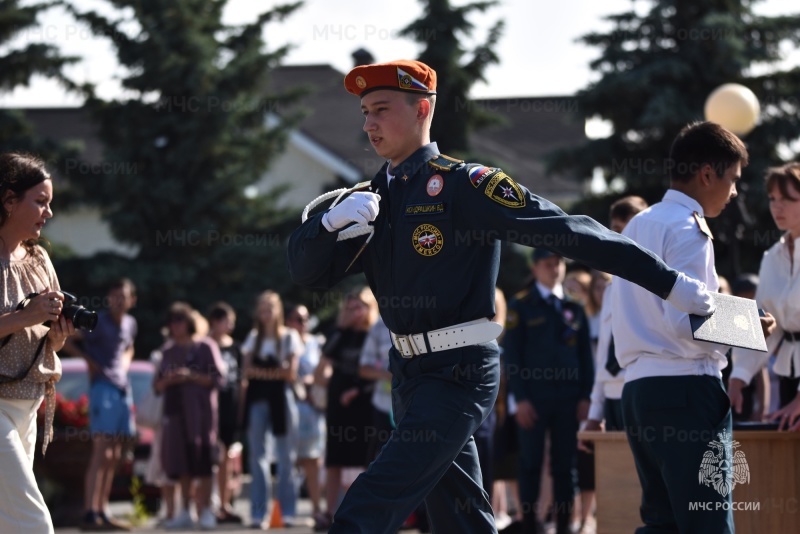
left=689, top=293, right=768, bottom=352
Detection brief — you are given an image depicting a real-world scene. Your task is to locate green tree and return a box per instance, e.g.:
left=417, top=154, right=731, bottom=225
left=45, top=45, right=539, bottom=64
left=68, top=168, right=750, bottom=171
left=59, top=0, right=305, bottom=352
left=400, top=0, right=504, bottom=157
left=0, top=0, right=76, bottom=153
left=548, top=0, right=800, bottom=277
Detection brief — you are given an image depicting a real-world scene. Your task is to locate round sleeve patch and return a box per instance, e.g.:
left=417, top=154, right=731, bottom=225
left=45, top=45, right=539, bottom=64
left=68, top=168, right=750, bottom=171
left=412, top=224, right=444, bottom=256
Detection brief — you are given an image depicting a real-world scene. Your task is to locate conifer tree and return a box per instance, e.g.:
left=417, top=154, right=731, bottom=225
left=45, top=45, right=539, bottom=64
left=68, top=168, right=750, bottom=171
left=400, top=0, right=504, bottom=156
left=60, top=0, right=304, bottom=350
left=548, top=0, right=800, bottom=275
left=0, top=0, right=76, bottom=152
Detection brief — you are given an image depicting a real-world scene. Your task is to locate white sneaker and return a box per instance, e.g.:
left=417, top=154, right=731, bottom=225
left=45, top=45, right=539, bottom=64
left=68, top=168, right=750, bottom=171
left=198, top=508, right=217, bottom=530
left=164, top=510, right=194, bottom=529
left=495, top=511, right=513, bottom=531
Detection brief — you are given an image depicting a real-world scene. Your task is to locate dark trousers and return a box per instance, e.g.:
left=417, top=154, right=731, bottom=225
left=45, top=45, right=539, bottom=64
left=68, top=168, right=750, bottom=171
left=604, top=397, right=624, bottom=431
left=474, top=409, right=497, bottom=500
left=330, top=342, right=499, bottom=534
left=779, top=375, right=800, bottom=409
left=516, top=397, right=579, bottom=533
left=622, top=375, right=734, bottom=534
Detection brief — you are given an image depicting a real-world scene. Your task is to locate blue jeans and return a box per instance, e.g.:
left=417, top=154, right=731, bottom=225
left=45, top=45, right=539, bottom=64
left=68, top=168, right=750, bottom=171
left=89, top=381, right=135, bottom=437
left=247, top=396, right=298, bottom=522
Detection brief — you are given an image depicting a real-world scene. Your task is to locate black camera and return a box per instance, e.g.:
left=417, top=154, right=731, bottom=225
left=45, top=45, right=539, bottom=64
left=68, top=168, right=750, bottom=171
left=34, top=291, right=98, bottom=332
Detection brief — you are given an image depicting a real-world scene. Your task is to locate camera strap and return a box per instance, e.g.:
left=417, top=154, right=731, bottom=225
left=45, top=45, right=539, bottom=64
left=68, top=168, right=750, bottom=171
left=0, top=295, right=50, bottom=384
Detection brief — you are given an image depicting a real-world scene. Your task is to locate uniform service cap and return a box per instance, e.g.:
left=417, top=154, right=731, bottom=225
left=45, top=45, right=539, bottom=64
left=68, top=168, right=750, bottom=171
left=345, top=60, right=437, bottom=97
left=531, top=248, right=560, bottom=263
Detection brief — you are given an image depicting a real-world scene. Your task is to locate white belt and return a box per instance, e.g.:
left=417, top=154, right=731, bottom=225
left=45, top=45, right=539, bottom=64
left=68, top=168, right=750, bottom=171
left=390, top=318, right=503, bottom=358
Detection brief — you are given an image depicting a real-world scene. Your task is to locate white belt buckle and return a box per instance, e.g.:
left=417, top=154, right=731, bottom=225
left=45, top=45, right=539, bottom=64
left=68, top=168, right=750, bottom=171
left=392, top=333, right=426, bottom=358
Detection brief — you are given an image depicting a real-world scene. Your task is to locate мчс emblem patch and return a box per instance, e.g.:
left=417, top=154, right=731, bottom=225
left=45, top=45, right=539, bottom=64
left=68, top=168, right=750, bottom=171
left=484, top=171, right=526, bottom=208
left=412, top=224, right=444, bottom=256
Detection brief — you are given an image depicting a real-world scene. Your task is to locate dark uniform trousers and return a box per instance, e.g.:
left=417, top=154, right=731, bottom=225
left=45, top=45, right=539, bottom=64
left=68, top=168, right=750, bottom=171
left=604, top=397, right=625, bottom=431
left=517, top=396, right=580, bottom=529
left=622, top=375, right=734, bottom=534
left=330, top=342, right=500, bottom=534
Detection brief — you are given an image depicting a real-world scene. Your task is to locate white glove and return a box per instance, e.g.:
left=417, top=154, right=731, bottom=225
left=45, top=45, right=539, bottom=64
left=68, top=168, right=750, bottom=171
left=666, top=272, right=716, bottom=316
left=321, top=192, right=381, bottom=232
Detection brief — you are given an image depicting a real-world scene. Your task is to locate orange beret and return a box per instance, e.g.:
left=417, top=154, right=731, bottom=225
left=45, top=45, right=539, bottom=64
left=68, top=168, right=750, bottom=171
left=344, top=60, right=437, bottom=97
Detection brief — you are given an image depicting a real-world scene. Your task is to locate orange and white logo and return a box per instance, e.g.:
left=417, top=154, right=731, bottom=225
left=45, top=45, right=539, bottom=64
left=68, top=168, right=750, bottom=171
left=426, top=175, right=444, bottom=196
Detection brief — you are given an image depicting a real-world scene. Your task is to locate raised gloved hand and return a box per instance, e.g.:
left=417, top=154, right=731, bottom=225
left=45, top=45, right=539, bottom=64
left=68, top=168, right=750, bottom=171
left=666, top=271, right=715, bottom=316
left=321, top=192, right=381, bottom=232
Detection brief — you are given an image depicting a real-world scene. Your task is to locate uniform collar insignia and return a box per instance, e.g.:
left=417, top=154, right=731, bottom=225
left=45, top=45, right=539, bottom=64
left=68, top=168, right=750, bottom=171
left=391, top=143, right=440, bottom=180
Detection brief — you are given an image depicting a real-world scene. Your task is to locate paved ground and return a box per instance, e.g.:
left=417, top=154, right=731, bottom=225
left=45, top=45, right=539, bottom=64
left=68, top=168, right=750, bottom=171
left=55, top=477, right=428, bottom=533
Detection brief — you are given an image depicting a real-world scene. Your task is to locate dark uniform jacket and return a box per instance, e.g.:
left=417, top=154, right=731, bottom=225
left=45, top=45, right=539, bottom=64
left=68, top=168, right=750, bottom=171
left=503, top=286, right=594, bottom=402
left=288, top=142, right=678, bottom=337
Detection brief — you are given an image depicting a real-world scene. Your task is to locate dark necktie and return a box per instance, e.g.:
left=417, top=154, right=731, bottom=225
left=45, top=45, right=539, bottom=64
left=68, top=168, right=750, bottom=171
left=547, top=294, right=561, bottom=313
left=605, top=335, right=622, bottom=376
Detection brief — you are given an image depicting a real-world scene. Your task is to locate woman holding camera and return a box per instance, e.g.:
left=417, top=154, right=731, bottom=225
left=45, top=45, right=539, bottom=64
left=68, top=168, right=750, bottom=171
left=0, top=152, right=75, bottom=533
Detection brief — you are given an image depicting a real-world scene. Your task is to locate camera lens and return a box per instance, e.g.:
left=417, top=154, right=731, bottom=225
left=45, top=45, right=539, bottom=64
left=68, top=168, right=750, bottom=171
left=63, top=305, right=98, bottom=332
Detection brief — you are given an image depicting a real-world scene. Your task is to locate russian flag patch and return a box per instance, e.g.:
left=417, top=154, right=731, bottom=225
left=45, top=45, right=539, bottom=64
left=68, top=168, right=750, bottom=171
left=469, top=165, right=493, bottom=188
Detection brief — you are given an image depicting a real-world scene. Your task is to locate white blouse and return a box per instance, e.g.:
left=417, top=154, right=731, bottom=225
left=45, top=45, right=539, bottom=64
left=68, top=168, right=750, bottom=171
left=732, top=233, right=800, bottom=386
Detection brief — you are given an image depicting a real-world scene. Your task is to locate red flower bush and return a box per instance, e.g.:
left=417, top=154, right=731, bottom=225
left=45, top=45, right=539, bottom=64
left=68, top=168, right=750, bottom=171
left=37, top=393, right=90, bottom=429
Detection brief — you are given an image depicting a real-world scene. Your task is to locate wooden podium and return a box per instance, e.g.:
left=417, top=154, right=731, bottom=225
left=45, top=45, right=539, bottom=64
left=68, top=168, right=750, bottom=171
left=578, top=430, right=800, bottom=533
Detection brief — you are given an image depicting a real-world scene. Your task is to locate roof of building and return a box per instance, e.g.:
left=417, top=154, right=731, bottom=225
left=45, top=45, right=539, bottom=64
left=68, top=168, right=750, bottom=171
left=15, top=64, right=586, bottom=200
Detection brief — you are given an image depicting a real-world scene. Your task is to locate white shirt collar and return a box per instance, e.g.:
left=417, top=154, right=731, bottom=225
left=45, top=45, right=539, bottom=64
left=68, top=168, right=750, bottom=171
left=536, top=282, right=564, bottom=301
left=663, top=189, right=704, bottom=216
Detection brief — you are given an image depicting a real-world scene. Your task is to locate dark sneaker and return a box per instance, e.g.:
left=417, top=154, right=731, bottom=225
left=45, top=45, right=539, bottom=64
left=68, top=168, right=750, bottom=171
left=98, top=512, right=132, bottom=531
left=79, top=511, right=103, bottom=531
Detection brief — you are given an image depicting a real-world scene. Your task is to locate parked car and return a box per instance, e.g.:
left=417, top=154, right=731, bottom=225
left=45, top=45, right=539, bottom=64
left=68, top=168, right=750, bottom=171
left=34, top=357, right=161, bottom=513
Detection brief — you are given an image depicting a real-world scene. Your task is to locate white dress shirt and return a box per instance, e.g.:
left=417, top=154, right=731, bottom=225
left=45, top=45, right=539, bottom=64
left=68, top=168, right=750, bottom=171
left=731, top=233, right=800, bottom=389
left=535, top=281, right=564, bottom=303
left=610, top=190, right=726, bottom=382
left=588, top=282, right=625, bottom=422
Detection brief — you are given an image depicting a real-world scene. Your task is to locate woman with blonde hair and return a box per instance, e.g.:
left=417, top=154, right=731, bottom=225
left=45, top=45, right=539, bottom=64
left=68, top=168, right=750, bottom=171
left=154, top=302, right=225, bottom=530
left=313, top=287, right=378, bottom=530
left=240, top=290, right=302, bottom=528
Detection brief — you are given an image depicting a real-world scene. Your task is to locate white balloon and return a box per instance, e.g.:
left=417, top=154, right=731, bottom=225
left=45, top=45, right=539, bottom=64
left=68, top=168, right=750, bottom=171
left=704, top=84, right=760, bottom=136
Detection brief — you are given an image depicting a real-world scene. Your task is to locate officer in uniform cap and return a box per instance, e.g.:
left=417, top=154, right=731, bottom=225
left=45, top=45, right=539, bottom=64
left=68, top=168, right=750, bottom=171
left=503, top=248, right=594, bottom=534
left=288, top=59, right=716, bottom=534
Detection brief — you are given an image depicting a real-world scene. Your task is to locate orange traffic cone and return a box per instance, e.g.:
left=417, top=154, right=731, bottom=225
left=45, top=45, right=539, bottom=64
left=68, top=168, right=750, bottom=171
left=268, top=499, right=284, bottom=528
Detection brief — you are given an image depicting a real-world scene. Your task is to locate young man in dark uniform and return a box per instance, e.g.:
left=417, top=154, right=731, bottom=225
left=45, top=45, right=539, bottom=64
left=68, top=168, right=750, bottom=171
left=503, top=249, right=594, bottom=534
left=287, top=60, right=715, bottom=534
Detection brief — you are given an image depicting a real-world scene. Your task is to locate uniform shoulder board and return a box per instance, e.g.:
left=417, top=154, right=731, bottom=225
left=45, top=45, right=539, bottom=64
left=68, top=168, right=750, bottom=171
left=428, top=153, right=463, bottom=172
left=693, top=211, right=713, bottom=240
left=513, top=288, right=530, bottom=300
